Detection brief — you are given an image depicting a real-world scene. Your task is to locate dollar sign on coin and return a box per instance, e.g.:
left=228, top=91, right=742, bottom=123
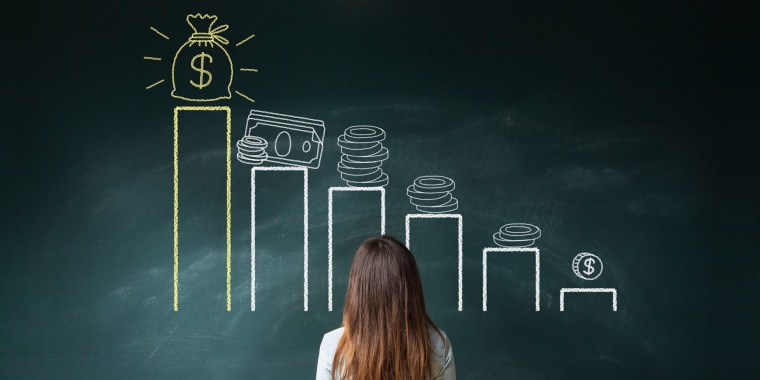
left=572, top=252, right=603, bottom=280
left=583, top=257, right=596, bottom=276
left=190, top=52, right=213, bottom=89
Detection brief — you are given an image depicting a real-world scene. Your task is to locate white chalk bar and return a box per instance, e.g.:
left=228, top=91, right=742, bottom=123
left=251, top=167, right=309, bottom=312
left=328, top=187, right=386, bottom=311
left=482, top=247, right=541, bottom=312
left=405, top=214, right=463, bottom=311
left=559, top=288, right=618, bottom=312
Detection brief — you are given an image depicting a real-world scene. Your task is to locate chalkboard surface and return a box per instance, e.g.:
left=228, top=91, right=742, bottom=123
left=2, top=1, right=758, bottom=379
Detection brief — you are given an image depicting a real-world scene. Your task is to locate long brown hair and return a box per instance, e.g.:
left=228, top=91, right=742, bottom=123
left=333, top=235, right=440, bottom=380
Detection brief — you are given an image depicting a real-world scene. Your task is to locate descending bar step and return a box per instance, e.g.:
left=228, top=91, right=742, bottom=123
left=251, top=167, right=309, bottom=311
left=482, top=247, right=541, bottom=312
left=328, top=187, right=386, bottom=311
left=173, top=106, right=232, bottom=312
left=405, top=214, right=463, bottom=311
left=559, top=288, right=618, bottom=312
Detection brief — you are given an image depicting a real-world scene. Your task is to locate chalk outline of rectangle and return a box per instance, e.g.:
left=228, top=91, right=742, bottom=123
left=250, top=166, right=309, bottom=312
left=405, top=214, right=463, bottom=311
left=245, top=110, right=325, bottom=169
left=328, top=187, right=386, bottom=311
left=482, top=247, right=540, bottom=311
left=559, top=288, right=618, bottom=312
left=173, top=106, right=232, bottom=312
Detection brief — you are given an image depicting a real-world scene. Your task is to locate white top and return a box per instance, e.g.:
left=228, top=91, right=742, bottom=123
left=316, top=326, right=456, bottom=380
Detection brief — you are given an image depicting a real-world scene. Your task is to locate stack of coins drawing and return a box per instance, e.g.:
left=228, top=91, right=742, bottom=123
left=407, top=175, right=459, bottom=213
left=337, top=126, right=389, bottom=187
left=493, top=223, right=541, bottom=247
left=236, top=136, right=268, bottom=165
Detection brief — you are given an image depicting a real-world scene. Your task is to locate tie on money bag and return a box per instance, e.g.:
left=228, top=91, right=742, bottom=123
left=171, top=14, right=233, bottom=102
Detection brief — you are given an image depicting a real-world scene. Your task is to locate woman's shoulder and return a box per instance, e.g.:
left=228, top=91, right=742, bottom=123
left=324, top=327, right=344, bottom=339
left=318, top=328, right=344, bottom=362
left=317, top=327, right=344, bottom=379
left=320, top=327, right=344, bottom=350
left=427, top=326, right=452, bottom=355
left=428, top=326, right=449, bottom=343
left=427, top=326, right=455, bottom=379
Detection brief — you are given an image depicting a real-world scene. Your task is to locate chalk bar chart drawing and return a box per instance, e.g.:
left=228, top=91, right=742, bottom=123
left=337, top=126, right=389, bottom=187
left=572, top=252, right=604, bottom=281
left=405, top=214, right=464, bottom=311
left=173, top=106, right=232, bottom=312
left=236, top=135, right=268, bottom=165
left=327, top=187, right=386, bottom=311
left=406, top=175, right=459, bottom=213
left=242, top=110, right=325, bottom=169
left=250, top=167, right=309, bottom=311
left=482, top=247, right=541, bottom=312
left=559, top=288, right=618, bottom=312
left=492, top=223, right=541, bottom=247
left=146, top=14, right=258, bottom=103
left=171, top=14, right=234, bottom=102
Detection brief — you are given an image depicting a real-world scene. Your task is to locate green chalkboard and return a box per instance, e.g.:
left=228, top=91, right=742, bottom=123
left=2, top=1, right=758, bottom=379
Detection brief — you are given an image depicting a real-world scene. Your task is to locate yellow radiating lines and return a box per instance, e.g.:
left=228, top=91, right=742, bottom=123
left=173, top=106, right=233, bottom=312
left=146, top=79, right=165, bottom=90
left=235, top=91, right=256, bottom=103
left=150, top=26, right=170, bottom=40
left=236, top=34, right=255, bottom=47
left=240, top=68, right=259, bottom=72
left=143, top=56, right=162, bottom=61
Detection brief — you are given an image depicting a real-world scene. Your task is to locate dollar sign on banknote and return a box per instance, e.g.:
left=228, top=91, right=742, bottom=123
left=572, top=252, right=603, bottom=280
left=190, top=52, right=213, bottom=89
left=171, top=14, right=233, bottom=102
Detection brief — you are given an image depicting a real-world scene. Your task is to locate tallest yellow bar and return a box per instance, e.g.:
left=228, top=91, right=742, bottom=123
left=173, top=106, right=232, bottom=312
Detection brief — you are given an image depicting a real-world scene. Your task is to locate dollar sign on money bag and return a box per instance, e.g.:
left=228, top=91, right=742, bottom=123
left=583, top=257, right=596, bottom=276
left=190, top=52, right=213, bottom=89
left=171, top=14, right=233, bottom=102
